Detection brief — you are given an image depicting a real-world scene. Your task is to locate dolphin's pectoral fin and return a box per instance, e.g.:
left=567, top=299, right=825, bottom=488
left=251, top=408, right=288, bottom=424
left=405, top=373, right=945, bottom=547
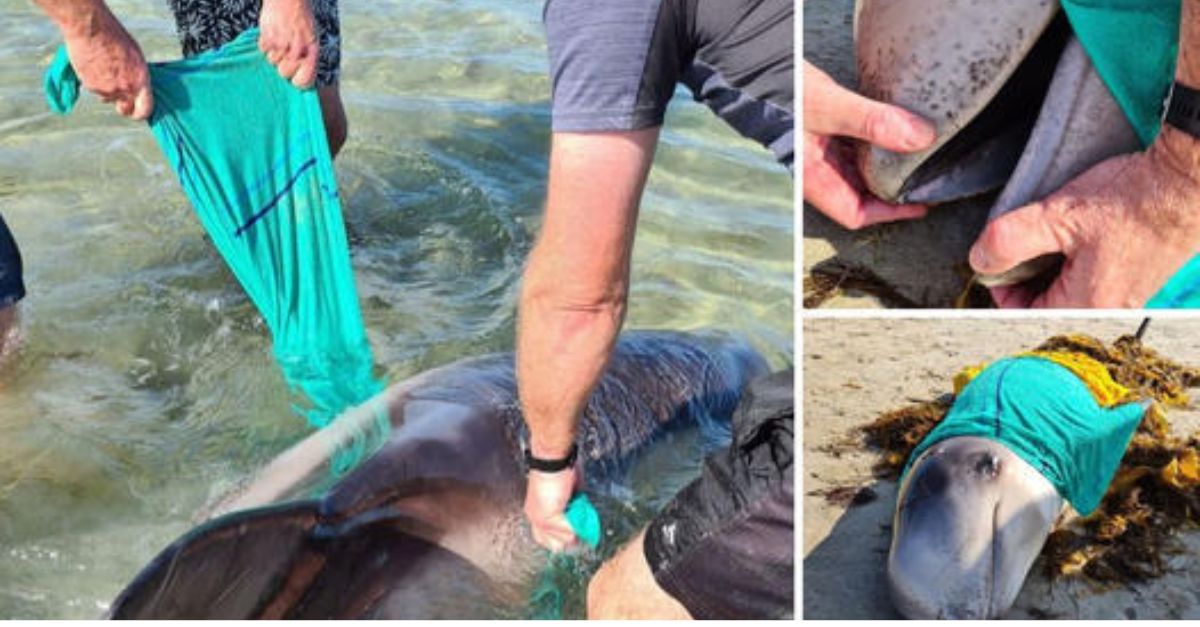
left=854, top=0, right=1062, bottom=202
left=898, top=13, right=1072, bottom=204
left=109, top=501, right=321, bottom=619
left=109, top=498, right=498, bottom=619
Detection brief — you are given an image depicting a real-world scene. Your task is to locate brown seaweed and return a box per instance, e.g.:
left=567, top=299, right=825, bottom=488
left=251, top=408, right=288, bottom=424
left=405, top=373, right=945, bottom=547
left=862, top=333, right=1200, bottom=583
left=803, top=259, right=923, bottom=309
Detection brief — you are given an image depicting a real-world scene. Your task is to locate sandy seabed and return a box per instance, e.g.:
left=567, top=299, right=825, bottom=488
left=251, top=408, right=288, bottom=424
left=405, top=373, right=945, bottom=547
left=803, top=318, right=1200, bottom=619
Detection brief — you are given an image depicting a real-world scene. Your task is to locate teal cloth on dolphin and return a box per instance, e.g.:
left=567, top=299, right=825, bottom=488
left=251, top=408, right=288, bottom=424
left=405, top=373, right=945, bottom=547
left=564, top=493, right=602, bottom=549
left=44, top=29, right=387, bottom=469
left=903, top=356, right=1146, bottom=516
left=1059, top=0, right=1199, bottom=307
left=529, top=493, right=603, bottom=618
left=1149, top=255, right=1200, bottom=308
left=1061, top=0, right=1179, bottom=148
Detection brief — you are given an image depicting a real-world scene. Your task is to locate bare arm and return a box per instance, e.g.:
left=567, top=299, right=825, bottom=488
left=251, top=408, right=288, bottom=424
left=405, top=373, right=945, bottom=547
left=516, top=128, right=658, bottom=550
left=33, top=0, right=109, bottom=35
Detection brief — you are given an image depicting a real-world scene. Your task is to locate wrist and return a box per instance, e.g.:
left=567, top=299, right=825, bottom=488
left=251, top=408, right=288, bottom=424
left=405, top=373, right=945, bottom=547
left=529, top=436, right=575, bottom=461
left=1142, top=134, right=1200, bottom=251
left=1151, top=126, right=1200, bottom=205
left=525, top=441, right=578, bottom=473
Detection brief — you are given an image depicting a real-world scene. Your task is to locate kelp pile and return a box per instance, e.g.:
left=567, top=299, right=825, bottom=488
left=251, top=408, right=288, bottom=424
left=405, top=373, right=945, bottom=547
left=863, top=333, right=1200, bottom=584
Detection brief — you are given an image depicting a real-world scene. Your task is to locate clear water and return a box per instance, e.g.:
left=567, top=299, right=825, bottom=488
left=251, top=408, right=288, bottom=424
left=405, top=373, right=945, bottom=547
left=0, top=0, right=792, bottom=618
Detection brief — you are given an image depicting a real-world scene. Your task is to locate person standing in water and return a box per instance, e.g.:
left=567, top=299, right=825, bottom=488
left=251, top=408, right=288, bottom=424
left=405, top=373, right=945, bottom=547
left=33, top=0, right=347, bottom=155
left=15, top=0, right=348, bottom=366
left=516, top=0, right=794, bottom=618
left=0, top=213, right=23, bottom=362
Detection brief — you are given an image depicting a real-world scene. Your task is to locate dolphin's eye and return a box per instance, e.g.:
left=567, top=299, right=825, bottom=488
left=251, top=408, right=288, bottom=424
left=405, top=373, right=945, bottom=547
left=972, top=452, right=1000, bottom=478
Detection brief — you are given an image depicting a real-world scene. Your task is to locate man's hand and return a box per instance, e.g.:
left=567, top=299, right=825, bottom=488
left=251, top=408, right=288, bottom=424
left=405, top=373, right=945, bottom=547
left=524, top=466, right=580, bottom=552
left=259, top=0, right=320, bottom=89
left=970, top=128, right=1200, bottom=308
left=803, top=62, right=936, bottom=230
left=59, top=7, right=153, bottom=120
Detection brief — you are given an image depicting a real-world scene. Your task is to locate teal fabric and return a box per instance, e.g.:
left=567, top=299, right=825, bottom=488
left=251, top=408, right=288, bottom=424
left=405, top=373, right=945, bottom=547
left=904, top=357, right=1146, bottom=516
left=528, top=493, right=602, bottom=619
left=1059, top=0, right=1199, bottom=307
left=1150, top=255, right=1200, bottom=308
left=564, top=493, right=601, bottom=549
left=1061, top=0, right=1179, bottom=148
left=44, top=30, right=384, bottom=443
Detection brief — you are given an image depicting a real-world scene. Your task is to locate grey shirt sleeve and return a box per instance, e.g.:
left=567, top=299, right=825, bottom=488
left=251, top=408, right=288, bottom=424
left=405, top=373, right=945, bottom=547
left=544, top=0, right=680, bottom=132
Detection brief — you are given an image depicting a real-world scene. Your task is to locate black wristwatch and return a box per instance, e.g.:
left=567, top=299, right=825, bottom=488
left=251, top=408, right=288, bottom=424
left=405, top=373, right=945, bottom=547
left=1165, top=81, right=1200, bottom=138
left=524, top=443, right=578, bottom=473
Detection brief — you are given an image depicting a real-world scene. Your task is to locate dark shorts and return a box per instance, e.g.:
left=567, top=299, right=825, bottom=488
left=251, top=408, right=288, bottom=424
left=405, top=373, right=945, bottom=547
left=544, top=0, right=794, bottom=167
left=0, top=213, right=25, bottom=309
left=643, top=369, right=794, bottom=619
left=166, top=0, right=341, bottom=86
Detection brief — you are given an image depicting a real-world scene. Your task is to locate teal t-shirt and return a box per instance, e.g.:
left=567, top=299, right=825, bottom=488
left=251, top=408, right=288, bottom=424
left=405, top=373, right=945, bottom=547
left=904, top=357, right=1146, bottom=516
left=45, top=30, right=385, bottom=445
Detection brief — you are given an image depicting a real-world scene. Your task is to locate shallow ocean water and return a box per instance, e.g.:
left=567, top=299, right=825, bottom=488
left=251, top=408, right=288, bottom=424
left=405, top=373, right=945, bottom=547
left=0, top=0, right=792, bottom=618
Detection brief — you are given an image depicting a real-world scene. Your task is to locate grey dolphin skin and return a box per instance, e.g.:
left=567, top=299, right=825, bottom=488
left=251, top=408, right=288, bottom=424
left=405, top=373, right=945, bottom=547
left=888, top=437, right=1064, bottom=619
left=854, top=0, right=1143, bottom=288
left=854, top=0, right=1062, bottom=204
left=106, top=330, right=771, bottom=619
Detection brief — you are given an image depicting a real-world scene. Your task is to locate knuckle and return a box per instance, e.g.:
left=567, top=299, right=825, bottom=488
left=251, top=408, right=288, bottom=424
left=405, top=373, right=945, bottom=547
left=860, top=107, right=889, bottom=143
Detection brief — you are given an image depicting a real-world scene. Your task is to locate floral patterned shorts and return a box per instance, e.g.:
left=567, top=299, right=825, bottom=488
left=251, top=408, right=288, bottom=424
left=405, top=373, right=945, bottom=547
left=166, top=0, right=341, bottom=86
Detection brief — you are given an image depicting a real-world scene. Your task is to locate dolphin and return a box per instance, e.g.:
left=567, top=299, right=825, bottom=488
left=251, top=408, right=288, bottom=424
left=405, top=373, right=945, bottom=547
left=105, top=330, right=771, bottom=619
left=887, top=436, right=1064, bottom=619
left=854, top=0, right=1064, bottom=205
left=854, top=0, right=1142, bottom=287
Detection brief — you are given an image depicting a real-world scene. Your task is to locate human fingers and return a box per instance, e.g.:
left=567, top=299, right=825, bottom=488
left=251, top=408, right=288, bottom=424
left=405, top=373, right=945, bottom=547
left=970, top=200, right=1069, bottom=277
left=804, top=63, right=936, bottom=152
left=129, top=85, right=154, bottom=121
left=804, top=143, right=926, bottom=229
left=114, top=98, right=134, bottom=118
left=290, top=49, right=317, bottom=89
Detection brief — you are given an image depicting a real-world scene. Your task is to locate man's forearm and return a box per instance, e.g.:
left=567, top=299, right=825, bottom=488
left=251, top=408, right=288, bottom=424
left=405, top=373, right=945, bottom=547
left=517, top=253, right=628, bottom=458
left=516, top=130, right=659, bottom=459
left=33, top=0, right=116, bottom=37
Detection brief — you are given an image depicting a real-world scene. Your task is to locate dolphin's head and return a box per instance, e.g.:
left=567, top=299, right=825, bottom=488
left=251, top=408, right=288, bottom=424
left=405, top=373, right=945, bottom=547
left=888, top=436, right=1062, bottom=619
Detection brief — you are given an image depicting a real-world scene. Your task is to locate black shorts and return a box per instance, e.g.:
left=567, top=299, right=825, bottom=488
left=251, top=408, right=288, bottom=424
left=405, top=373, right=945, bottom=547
left=166, top=0, right=341, bottom=86
left=643, top=369, right=794, bottom=619
left=0, top=213, right=25, bottom=309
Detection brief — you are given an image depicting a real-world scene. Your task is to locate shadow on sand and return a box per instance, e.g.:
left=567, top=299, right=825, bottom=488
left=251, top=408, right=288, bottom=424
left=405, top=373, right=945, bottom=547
left=803, top=480, right=899, bottom=619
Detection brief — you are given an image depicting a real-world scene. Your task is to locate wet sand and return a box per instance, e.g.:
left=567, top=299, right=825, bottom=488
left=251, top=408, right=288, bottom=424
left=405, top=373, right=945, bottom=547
left=802, top=0, right=995, bottom=308
left=803, top=318, right=1200, bottom=619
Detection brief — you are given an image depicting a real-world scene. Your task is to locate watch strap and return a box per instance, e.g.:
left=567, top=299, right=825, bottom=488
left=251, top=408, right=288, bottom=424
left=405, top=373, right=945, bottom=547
left=1165, top=81, right=1200, bottom=138
left=524, top=443, right=578, bottom=473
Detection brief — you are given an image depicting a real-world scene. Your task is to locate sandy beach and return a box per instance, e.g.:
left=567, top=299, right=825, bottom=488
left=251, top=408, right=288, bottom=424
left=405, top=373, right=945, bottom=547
left=803, top=318, right=1200, bottom=619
